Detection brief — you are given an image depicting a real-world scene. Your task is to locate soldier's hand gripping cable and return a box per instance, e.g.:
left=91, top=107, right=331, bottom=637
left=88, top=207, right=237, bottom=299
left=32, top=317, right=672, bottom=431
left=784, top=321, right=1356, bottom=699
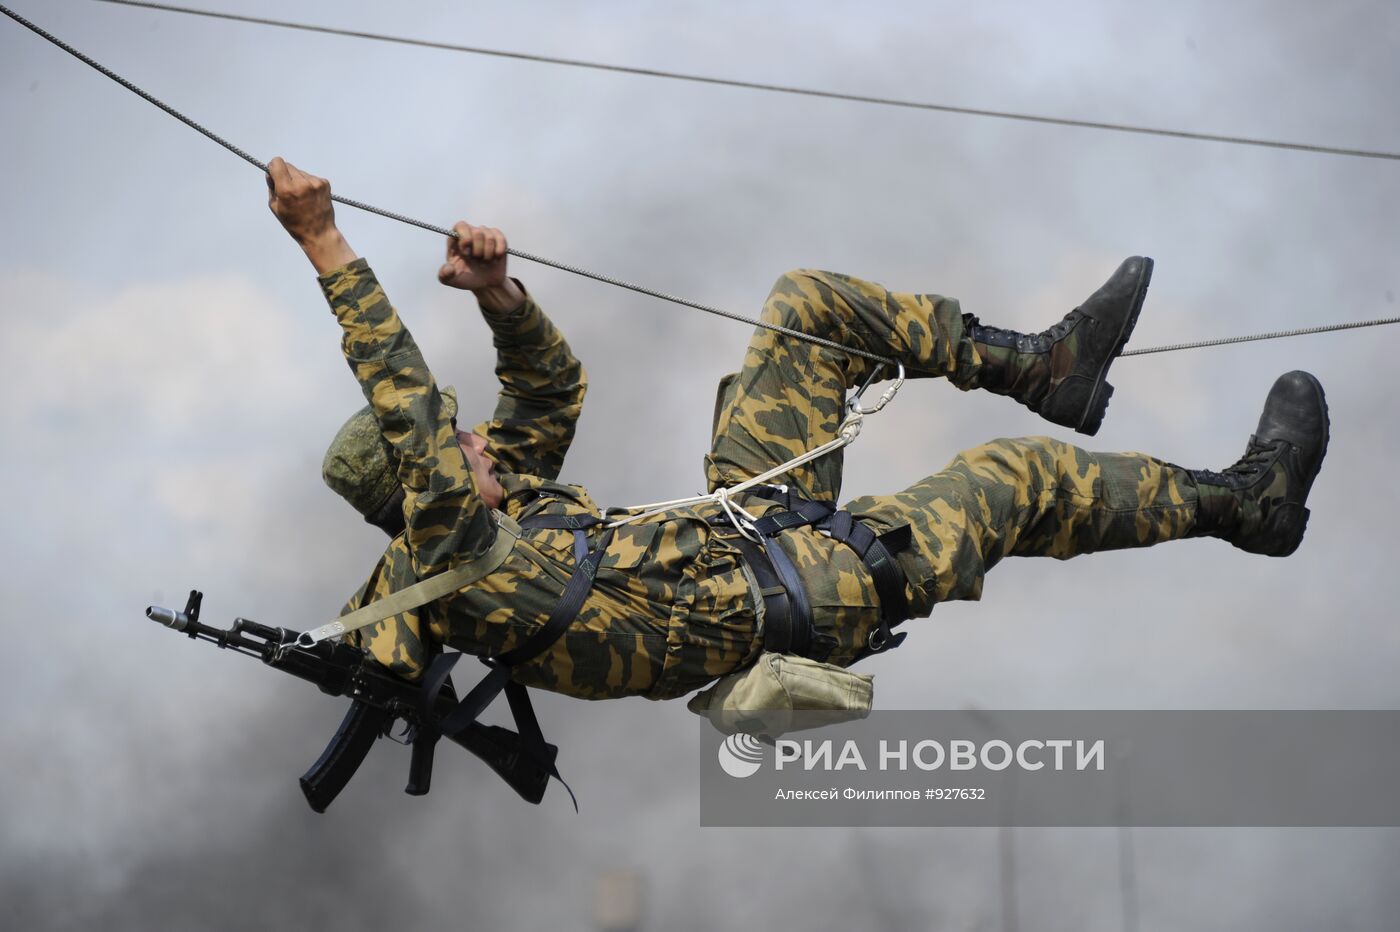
left=151, top=157, right=1331, bottom=811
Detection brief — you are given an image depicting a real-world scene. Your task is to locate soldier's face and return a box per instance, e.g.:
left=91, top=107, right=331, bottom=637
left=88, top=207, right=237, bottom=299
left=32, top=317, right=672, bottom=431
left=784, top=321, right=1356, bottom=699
left=455, top=428, right=505, bottom=510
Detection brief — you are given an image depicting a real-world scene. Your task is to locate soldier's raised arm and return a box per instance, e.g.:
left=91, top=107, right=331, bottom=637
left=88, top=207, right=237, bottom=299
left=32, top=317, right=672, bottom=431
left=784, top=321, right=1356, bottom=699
left=439, top=221, right=588, bottom=481
left=267, top=158, right=498, bottom=575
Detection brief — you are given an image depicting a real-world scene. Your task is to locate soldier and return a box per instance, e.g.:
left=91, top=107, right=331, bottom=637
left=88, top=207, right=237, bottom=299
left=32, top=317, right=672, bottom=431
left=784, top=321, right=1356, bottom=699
left=268, top=156, right=1329, bottom=706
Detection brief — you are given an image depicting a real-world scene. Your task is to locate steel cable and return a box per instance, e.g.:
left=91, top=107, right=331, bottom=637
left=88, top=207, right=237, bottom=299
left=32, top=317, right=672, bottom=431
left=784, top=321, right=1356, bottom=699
left=0, top=2, right=896, bottom=364
left=1120, top=315, right=1400, bottom=357
left=92, top=0, right=1400, bottom=163
left=4, top=3, right=1398, bottom=363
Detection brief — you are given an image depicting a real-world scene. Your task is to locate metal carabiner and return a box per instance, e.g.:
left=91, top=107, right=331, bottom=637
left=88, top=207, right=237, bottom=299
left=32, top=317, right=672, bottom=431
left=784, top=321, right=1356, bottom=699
left=847, top=362, right=905, bottom=416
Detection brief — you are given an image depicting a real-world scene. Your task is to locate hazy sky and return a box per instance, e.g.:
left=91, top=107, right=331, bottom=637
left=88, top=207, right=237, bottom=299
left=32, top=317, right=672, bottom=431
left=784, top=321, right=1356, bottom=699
left=3, top=1, right=1398, bottom=929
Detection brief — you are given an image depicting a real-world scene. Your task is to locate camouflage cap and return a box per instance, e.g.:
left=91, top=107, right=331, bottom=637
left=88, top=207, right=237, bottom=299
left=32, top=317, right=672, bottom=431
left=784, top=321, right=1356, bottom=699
left=322, top=386, right=459, bottom=518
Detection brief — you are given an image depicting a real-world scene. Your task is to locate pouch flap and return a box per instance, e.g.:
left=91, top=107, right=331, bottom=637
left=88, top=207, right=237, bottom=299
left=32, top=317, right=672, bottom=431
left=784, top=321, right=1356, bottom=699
left=687, top=652, right=873, bottom=738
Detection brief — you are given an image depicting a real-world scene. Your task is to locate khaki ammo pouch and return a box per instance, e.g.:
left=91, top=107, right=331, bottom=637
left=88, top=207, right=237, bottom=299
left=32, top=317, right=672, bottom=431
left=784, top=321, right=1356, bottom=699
left=687, top=652, right=873, bottom=739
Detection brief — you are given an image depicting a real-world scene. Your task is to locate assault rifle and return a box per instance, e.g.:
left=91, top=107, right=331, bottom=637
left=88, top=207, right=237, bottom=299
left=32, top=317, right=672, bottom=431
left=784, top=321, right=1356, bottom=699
left=146, top=589, right=558, bottom=812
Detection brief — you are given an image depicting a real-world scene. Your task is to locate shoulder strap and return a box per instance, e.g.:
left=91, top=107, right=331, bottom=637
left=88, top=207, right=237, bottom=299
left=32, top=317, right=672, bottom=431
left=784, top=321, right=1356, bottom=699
left=297, top=512, right=523, bottom=647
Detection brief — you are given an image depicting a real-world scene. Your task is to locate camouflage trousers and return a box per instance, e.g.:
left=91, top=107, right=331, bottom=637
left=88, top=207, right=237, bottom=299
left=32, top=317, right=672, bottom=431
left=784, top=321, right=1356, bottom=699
left=706, top=270, right=1201, bottom=620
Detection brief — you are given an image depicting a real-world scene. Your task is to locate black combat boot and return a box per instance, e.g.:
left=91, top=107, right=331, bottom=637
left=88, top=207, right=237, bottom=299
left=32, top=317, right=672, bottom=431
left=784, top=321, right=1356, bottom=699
left=1190, top=370, right=1330, bottom=556
left=965, top=256, right=1153, bottom=436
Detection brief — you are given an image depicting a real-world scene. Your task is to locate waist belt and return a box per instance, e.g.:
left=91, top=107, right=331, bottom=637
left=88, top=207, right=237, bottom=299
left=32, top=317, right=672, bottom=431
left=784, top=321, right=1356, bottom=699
left=724, top=487, right=915, bottom=661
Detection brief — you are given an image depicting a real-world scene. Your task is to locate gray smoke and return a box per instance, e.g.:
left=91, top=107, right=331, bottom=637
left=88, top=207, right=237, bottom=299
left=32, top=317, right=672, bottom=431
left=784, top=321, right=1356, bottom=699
left=2, top=0, right=1398, bottom=928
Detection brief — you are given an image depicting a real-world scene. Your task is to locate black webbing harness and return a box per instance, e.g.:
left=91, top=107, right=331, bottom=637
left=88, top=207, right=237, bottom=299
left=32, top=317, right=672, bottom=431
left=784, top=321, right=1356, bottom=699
left=718, top=486, right=915, bottom=661
left=406, top=490, right=912, bottom=806
left=412, top=512, right=611, bottom=809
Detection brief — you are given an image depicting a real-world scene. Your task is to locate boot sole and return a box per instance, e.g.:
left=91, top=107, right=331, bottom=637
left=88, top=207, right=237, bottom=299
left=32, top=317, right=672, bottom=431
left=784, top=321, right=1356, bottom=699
left=1302, top=371, right=1330, bottom=500
left=1241, top=372, right=1330, bottom=556
left=1078, top=257, right=1154, bottom=436
left=1289, top=372, right=1330, bottom=553
left=1259, top=507, right=1310, bottom=558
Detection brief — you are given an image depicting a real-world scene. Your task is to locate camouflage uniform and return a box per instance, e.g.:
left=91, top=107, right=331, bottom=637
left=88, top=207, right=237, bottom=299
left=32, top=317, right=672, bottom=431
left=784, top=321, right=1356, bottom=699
left=709, top=270, right=1199, bottom=625
left=326, top=261, right=1200, bottom=702
left=327, top=259, right=758, bottom=701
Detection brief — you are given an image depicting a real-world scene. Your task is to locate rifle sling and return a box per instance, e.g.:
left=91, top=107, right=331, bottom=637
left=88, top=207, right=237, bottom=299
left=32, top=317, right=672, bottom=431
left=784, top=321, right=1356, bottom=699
left=297, top=511, right=523, bottom=647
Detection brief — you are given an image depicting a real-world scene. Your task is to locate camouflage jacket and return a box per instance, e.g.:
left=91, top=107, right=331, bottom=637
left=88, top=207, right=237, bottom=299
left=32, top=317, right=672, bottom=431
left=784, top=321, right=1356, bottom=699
left=324, top=260, right=787, bottom=701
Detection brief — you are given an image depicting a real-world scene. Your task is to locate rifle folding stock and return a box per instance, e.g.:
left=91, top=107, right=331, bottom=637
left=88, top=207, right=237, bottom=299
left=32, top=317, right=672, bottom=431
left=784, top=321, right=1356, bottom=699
left=446, top=722, right=556, bottom=805
left=149, top=589, right=558, bottom=812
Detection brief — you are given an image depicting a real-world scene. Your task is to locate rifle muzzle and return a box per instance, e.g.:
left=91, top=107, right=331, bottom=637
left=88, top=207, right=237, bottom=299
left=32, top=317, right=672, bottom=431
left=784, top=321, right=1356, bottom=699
left=146, top=604, right=191, bottom=631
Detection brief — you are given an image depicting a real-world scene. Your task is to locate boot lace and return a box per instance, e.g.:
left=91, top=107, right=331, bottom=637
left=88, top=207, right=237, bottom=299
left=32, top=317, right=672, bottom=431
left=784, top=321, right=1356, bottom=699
left=1041, top=310, right=1081, bottom=341
left=1222, top=437, right=1279, bottom=481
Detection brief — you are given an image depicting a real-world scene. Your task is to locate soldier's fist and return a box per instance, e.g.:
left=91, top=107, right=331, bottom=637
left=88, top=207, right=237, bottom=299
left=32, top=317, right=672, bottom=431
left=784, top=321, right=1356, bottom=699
left=266, top=157, right=356, bottom=275
left=266, top=157, right=337, bottom=245
left=439, top=222, right=510, bottom=293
